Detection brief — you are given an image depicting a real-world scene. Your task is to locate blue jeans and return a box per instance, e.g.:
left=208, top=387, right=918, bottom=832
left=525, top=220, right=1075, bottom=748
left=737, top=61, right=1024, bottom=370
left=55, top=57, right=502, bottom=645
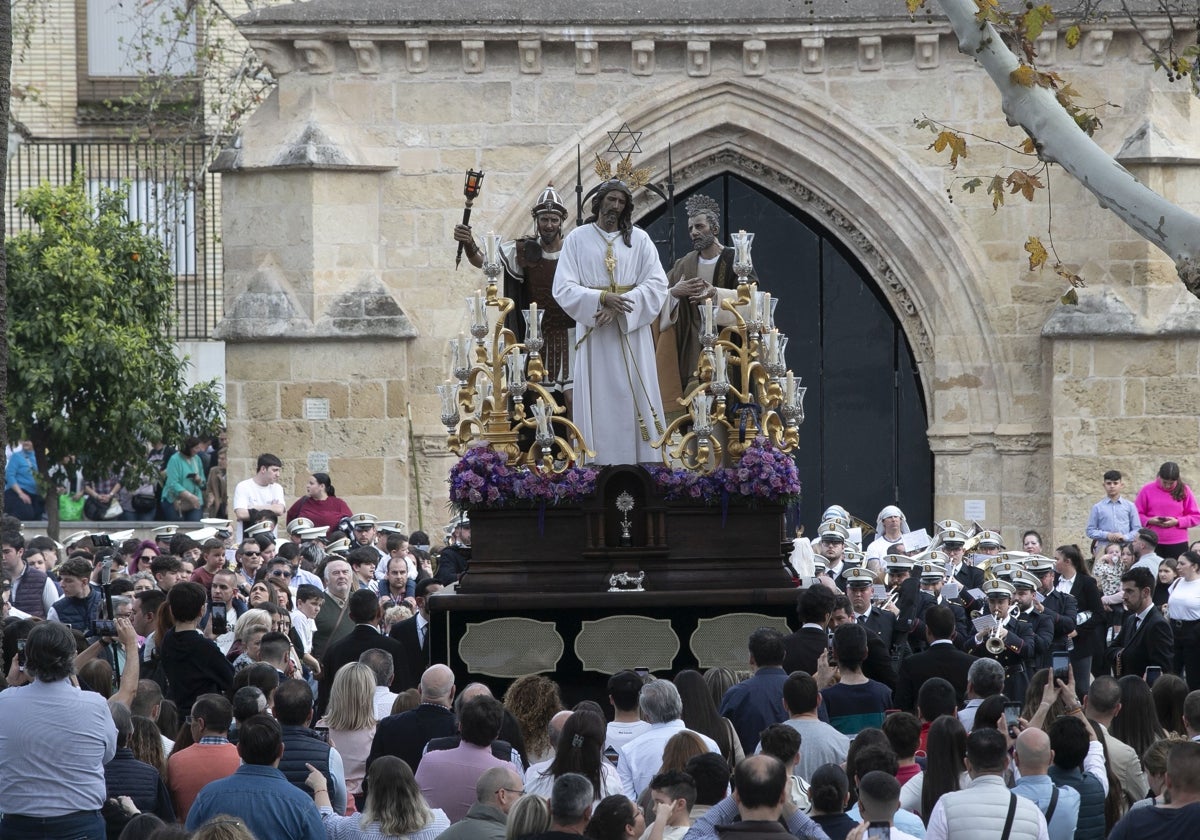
left=159, top=500, right=201, bottom=522
left=0, top=810, right=104, bottom=840
left=3, top=488, right=45, bottom=521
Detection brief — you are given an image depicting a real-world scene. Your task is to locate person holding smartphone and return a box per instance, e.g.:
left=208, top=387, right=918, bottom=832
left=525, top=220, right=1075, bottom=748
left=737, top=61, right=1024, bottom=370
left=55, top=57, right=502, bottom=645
left=1167, top=550, right=1200, bottom=690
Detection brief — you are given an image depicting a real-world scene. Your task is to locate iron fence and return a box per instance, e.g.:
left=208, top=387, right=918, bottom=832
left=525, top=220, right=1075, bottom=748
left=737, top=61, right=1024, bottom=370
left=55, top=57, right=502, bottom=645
left=5, top=139, right=223, bottom=341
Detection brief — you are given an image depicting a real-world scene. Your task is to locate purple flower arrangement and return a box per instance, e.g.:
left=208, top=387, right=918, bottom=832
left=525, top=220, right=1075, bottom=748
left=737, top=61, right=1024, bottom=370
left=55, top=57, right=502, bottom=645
left=449, top=438, right=798, bottom=511
left=449, top=442, right=599, bottom=511
left=648, top=437, right=800, bottom=505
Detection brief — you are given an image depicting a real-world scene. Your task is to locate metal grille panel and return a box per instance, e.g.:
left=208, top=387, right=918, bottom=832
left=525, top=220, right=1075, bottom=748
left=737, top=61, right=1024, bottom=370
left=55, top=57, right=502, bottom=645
left=575, top=616, right=679, bottom=675
left=459, top=618, right=564, bottom=678
left=691, top=613, right=791, bottom=669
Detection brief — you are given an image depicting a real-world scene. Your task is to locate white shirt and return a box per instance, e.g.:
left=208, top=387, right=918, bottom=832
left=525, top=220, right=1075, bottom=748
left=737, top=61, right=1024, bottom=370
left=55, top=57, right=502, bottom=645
left=232, top=478, right=285, bottom=533
left=291, top=608, right=316, bottom=653
left=615, top=720, right=719, bottom=800
left=373, top=686, right=400, bottom=720
left=1168, top=577, right=1200, bottom=621
left=1056, top=573, right=1075, bottom=594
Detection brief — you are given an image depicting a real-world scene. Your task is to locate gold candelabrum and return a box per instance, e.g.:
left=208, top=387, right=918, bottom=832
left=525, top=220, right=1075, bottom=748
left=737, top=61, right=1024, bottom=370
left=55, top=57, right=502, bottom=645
left=438, top=233, right=593, bottom=471
left=653, top=229, right=807, bottom=473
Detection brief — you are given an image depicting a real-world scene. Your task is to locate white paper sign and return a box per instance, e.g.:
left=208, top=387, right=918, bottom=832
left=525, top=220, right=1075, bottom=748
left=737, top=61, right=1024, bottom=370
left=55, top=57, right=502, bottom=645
left=902, top=528, right=931, bottom=552
left=967, top=588, right=986, bottom=601
left=964, top=499, right=987, bottom=521
left=1034, top=592, right=1046, bottom=603
left=872, top=584, right=888, bottom=601
left=942, top=582, right=961, bottom=600
left=973, top=614, right=998, bottom=634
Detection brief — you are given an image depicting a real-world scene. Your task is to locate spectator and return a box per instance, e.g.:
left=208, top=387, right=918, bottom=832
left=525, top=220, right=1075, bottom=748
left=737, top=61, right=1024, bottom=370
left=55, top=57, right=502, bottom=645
left=718, top=628, right=789, bottom=756
left=3, top=530, right=58, bottom=618
left=586, top=794, right=642, bottom=840
left=527, top=709, right=620, bottom=802
left=776, top=672, right=850, bottom=782
left=1012, top=727, right=1081, bottom=840
left=1112, top=674, right=1168, bottom=759
left=881, top=713, right=923, bottom=786
left=617, top=680, right=719, bottom=800
left=843, top=743, right=926, bottom=838
left=167, top=693, right=240, bottom=821
left=606, top=670, right=652, bottom=761
left=186, top=713, right=324, bottom=839
left=643, top=770, right=695, bottom=840
left=958, top=658, right=1006, bottom=731
left=819, top=623, right=893, bottom=736
left=0, top=621, right=117, bottom=840
left=437, top=765, right=526, bottom=840
left=367, top=664, right=458, bottom=775
left=159, top=582, right=234, bottom=714
left=273, top=678, right=348, bottom=815
left=899, top=714, right=966, bottom=819
left=914, top=677, right=957, bottom=753
left=506, top=792, right=553, bottom=840
left=317, top=661, right=378, bottom=809
left=47, top=555, right=104, bottom=631
left=161, top=437, right=206, bottom=523
left=807, top=764, right=856, bottom=840
left=1109, top=740, right=1200, bottom=838
left=924, top=729, right=1047, bottom=840
left=855, top=770, right=921, bottom=840
left=677, top=669, right=742, bottom=766
left=1044, top=715, right=1107, bottom=840
left=417, top=695, right=517, bottom=822
left=682, top=754, right=826, bottom=840
left=1153, top=674, right=1190, bottom=736
left=505, top=673, right=565, bottom=765
left=683, top=754, right=731, bottom=820
left=232, top=453, right=286, bottom=526
left=756, top=725, right=808, bottom=811
left=1083, top=676, right=1151, bottom=804
left=102, top=700, right=175, bottom=839
left=1135, top=462, right=1200, bottom=560
left=4, top=441, right=45, bottom=520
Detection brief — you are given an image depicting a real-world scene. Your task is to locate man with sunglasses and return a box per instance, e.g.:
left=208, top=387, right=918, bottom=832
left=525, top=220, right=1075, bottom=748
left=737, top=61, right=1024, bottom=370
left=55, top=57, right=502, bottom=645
left=236, top=540, right=264, bottom=590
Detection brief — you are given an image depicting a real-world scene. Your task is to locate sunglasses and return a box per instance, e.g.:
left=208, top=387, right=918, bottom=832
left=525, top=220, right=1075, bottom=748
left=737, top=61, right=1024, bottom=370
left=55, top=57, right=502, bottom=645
left=242, top=551, right=261, bottom=557
left=139, top=555, right=156, bottom=561
left=271, top=569, right=293, bottom=578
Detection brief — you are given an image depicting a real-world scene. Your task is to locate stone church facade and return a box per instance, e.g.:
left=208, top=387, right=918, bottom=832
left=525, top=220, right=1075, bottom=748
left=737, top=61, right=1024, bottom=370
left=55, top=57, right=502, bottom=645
left=215, top=1, right=1200, bottom=546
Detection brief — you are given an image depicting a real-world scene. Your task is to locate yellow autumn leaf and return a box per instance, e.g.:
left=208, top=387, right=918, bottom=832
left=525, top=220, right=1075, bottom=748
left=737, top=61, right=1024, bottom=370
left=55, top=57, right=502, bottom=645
left=1065, top=25, right=1081, bottom=49
left=1010, top=65, right=1038, bottom=87
left=930, top=131, right=968, bottom=168
left=1061, top=287, right=1079, bottom=305
left=1020, top=137, right=1037, bottom=155
left=907, top=0, right=927, bottom=14
left=1025, top=236, right=1049, bottom=271
left=987, top=175, right=1006, bottom=211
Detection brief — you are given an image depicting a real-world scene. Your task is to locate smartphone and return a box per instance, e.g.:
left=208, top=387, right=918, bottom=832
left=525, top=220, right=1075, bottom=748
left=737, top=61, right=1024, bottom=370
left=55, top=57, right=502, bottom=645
left=1004, top=701, right=1023, bottom=728
left=92, top=619, right=117, bottom=637
left=634, top=667, right=650, bottom=678
left=16, top=638, right=26, bottom=671
left=1145, top=665, right=1163, bottom=686
left=1052, top=651, right=1071, bottom=683
left=313, top=725, right=330, bottom=743
left=210, top=602, right=228, bottom=636
left=866, top=823, right=891, bottom=840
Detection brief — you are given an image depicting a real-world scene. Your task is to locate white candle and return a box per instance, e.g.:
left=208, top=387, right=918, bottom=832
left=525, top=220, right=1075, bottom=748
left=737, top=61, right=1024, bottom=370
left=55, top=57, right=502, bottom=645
left=529, top=302, right=539, bottom=341
left=484, top=232, right=499, bottom=265
left=532, top=398, right=552, bottom=438
left=713, top=346, right=727, bottom=385
left=763, top=293, right=773, bottom=329
left=786, top=371, right=796, bottom=405
left=766, top=331, right=778, bottom=362
left=702, top=300, right=714, bottom=336
left=457, top=332, right=469, bottom=366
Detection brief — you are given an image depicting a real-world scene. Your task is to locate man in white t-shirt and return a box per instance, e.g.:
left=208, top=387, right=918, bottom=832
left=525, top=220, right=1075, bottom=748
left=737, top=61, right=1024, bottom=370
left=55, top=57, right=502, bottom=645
left=604, top=670, right=651, bottom=764
left=232, top=453, right=286, bottom=527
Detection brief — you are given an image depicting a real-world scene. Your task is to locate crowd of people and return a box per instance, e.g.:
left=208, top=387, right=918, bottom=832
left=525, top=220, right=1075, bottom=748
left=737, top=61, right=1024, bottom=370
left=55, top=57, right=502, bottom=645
left=2, top=450, right=1200, bottom=839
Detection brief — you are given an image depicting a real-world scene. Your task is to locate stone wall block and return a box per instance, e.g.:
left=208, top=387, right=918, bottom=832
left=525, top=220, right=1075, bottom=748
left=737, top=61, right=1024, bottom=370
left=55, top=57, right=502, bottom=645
left=349, top=381, right=387, bottom=417
left=1123, top=378, right=1146, bottom=416
left=1054, top=378, right=1113, bottom=418
left=226, top=345, right=292, bottom=382
left=328, top=458, right=385, bottom=496
left=280, top=382, right=350, bottom=419
left=1144, top=378, right=1200, bottom=414
left=742, top=39, right=766, bottom=76
left=462, top=40, right=485, bottom=74
left=248, top=40, right=295, bottom=76
left=687, top=41, right=711, bottom=77
left=1098, top=417, right=1199, bottom=455
left=632, top=39, right=656, bottom=75
left=576, top=41, right=599, bottom=74
left=1035, top=31, right=1057, bottom=65
left=518, top=40, right=543, bottom=74
left=1136, top=30, right=1173, bottom=64
left=1092, top=340, right=1176, bottom=377
left=243, top=382, right=280, bottom=421
left=858, top=36, right=882, bottom=72
left=1054, top=418, right=1098, bottom=457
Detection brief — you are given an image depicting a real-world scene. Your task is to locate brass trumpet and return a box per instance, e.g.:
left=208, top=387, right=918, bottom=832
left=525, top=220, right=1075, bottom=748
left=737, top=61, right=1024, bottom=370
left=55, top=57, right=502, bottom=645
left=985, top=606, right=1019, bottom=655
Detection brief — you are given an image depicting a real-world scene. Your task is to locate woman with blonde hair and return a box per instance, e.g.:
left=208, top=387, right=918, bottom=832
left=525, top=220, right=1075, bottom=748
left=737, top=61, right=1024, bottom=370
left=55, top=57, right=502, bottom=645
left=308, top=755, right=449, bottom=840
left=191, top=815, right=256, bottom=840
left=220, top=608, right=271, bottom=659
left=317, top=662, right=378, bottom=809
left=504, top=674, right=563, bottom=764
left=657, top=730, right=708, bottom=774
left=505, top=795, right=551, bottom=840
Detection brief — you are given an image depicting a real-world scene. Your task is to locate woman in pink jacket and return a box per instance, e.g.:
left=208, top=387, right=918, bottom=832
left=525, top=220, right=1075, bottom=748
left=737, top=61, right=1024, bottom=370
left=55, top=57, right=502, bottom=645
left=1136, top=461, right=1200, bottom=559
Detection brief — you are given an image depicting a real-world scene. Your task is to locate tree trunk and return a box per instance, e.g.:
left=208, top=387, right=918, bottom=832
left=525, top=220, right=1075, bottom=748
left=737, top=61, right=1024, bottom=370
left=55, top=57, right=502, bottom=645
left=935, top=0, right=1200, bottom=288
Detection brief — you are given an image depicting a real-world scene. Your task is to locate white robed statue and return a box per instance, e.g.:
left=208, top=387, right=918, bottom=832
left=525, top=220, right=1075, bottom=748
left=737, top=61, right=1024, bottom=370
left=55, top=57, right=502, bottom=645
left=553, top=179, right=668, bottom=465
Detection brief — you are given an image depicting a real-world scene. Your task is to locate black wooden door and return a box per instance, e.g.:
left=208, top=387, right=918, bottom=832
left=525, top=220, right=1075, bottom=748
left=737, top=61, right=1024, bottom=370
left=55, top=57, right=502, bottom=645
left=639, top=173, right=933, bottom=539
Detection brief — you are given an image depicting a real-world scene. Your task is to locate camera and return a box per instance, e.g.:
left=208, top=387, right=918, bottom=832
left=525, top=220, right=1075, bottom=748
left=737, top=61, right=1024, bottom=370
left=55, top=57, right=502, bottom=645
left=91, top=534, right=113, bottom=548
left=17, top=638, right=26, bottom=670
left=92, top=619, right=117, bottom=637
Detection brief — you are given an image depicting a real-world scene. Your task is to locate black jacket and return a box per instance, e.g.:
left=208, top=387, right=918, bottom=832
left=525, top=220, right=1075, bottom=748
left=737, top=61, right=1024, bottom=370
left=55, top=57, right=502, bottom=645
left=103, top=748, right=175, bottom=839
left=894, top=642, right=978, bottom=712
left=388, top=616, right=425, bottom=691
left=1106, top=606, right=1174, bottom=678
left=366, top=702, right=457, bottom=780
left=159, top=628, right=235, bottom=715
left=316, top=624, right=411, bottom=716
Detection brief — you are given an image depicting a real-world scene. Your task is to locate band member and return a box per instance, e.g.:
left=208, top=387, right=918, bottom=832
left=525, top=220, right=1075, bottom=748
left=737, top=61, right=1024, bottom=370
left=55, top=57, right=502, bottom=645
left=968, top=579, right=1035, bottom=699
